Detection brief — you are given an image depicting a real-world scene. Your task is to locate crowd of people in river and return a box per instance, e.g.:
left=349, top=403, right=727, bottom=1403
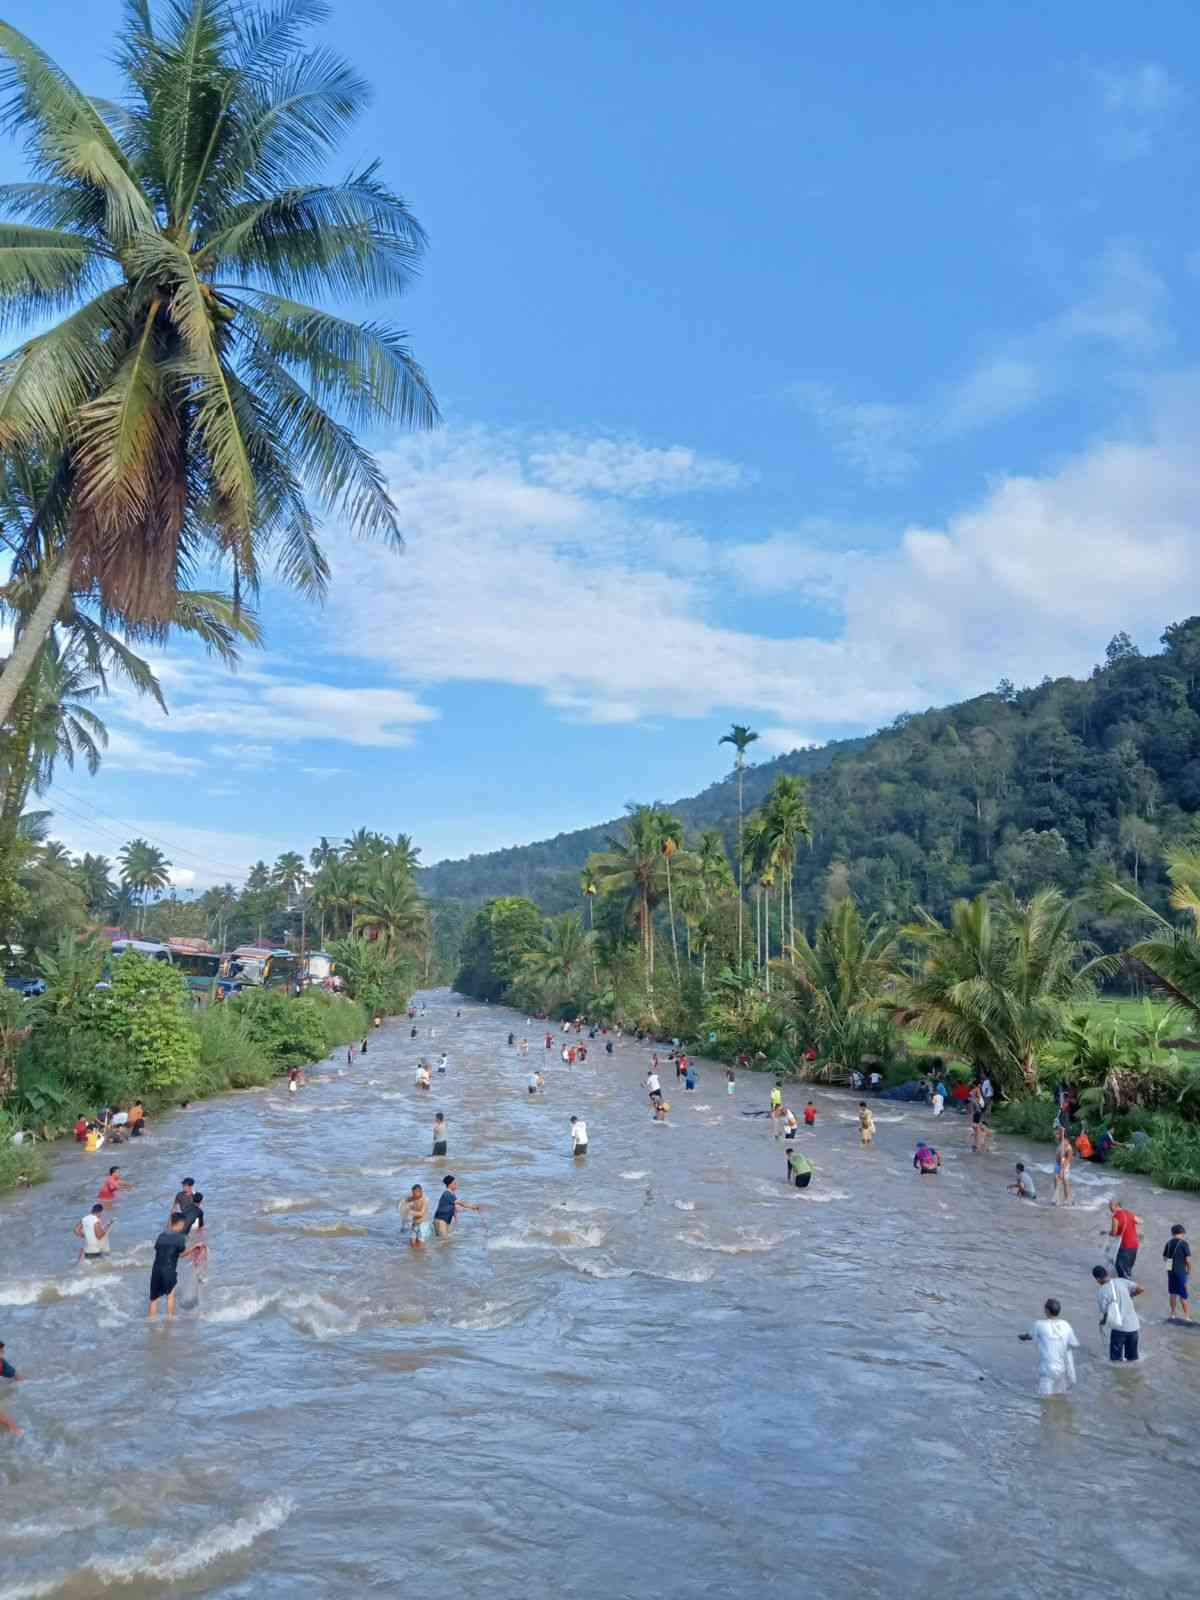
left=2, top=1000, right=1196, bottom=1434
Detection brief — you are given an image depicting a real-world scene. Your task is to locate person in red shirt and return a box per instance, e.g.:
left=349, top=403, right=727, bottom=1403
left=73, top=1116, right=89, bottom=1143
left=1108, top=1199, right=1142, bottom=1279
left=803, top=1101, right=817, bottom=1127
left=97, top=1165, right=134, bottom=1203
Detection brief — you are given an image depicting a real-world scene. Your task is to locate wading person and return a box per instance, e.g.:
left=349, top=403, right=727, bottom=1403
left=858, top=1102, right=875, bottom=1148
left=787, top=1146, right=813, bottom=1189
left=1107, top=1199, right=1141, bottom=1279
left=646, top=1069, right=662, bottom=1106
left=432, top=1113, right=448, bottom=1157
left=1019, top=1298, right=1079, bottom=1397
left=1164, top=1224, right=1191, bottom=1322
left=1007, top=1163, right=1036, bottom=1201
left=913, top=1140, right=941, bottom=1175
left=97, top=1165, right=133, bottom=1203
left=147, top=1214, right=200, bottom=1320
left=75, top=1202, right=111, bottom=1262
left=404, top=1184, right=431, bottom=1249
left=434, top=1175, right=480, bottom=1239
left=1053, top=1127, right=1073, bottom=1207
left=1093, top=1265, right=1143, bottom=1363
left=570, top=1116, right=589, bottom=1158
left=0, top=1341, right=22, bottom=1435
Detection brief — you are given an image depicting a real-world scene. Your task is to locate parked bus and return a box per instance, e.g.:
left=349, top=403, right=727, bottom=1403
left=223, top=946, right=299, bottom=992
left=303, top=950, right=338, bottom=989
left=167, top=943, right=222, bottom=1003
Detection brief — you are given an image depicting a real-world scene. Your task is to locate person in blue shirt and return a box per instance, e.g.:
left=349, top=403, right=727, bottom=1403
left=0, top=1340, right=22, bottom=1436
left=433, top=1175, right=480, bottom=1239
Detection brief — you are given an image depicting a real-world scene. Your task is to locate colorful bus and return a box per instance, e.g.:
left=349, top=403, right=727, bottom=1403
left=223, top=946, right=299, bottom=992
left=303, top=950, right=338, bottom=989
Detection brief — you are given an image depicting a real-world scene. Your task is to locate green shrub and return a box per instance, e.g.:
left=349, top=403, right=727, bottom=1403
left=228, top=989, right=367, bottom=1067
left=991, top=1097, right=1058, bottom=1142
left=0, top=1109, right=46, bottom=1189
left=191, top=1002, right=274, bottom=1091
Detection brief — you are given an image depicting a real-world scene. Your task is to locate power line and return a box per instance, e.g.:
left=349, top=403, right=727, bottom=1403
left=46, top=784, right=262, bottom=886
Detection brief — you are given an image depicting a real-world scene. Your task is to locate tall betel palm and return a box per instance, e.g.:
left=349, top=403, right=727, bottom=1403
left=118, top=836, right=171, bottom=929
left=0, top=0, right=438, bottom=723
left=719, top=724, right=758, bottom=966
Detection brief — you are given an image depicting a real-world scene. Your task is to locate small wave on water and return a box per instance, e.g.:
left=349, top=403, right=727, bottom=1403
left=0, top=1496, right=293, bottom=1599
left=202, top=1288, right=359, bottom=1338
left=261, top=1195, right=312, bottom=1214
left=675, top=1225, right=784, bottom=1254
left=619, top=1170, right=648, bottom=1180
left=451, top=1298, right=528, bottom=1329
left=645, top=1264, right=715, bottom=1283
left=566, top=1257, right=635, bottom=1279
left=489, top=1220, right=607, bottom=1251
left=0, top=1273, right=116, bottom=1307
left=673, top=1199, right=696, bottom=1211
left=296, top=1222, right=370, bottom=1237
left=349, top=1201, right=383, bottom=1216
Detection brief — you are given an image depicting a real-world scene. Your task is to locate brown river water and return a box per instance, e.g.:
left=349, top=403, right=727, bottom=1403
left=1, top=989, right=1199, bottom=1599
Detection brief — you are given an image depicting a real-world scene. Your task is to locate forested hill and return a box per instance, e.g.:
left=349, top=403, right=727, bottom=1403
left=420, top=620, right=1200, bottom=932
left=418, top=741, right=856, bottom=910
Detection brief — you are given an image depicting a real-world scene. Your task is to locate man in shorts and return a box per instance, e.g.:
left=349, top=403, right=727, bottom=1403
left=148, top=1214, right=201, bottom=1319
left=1164, top=1224, right=1192, bottom=1321
left=646, top=1069, right=662, bottom=1106
left=434, top=1175, right=480, bottom=1238
left=570, top=1116, right=588, bottom=1157
left=858, top=1102, right=876, bottom=1147
left=75, top=1202, right=111, bottom=1261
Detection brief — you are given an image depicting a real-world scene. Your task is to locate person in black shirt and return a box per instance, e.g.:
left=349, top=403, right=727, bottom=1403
left=1164, top=1224, right=1192, bottom=1322
left=433, top=1175, right=480, bottom=1239
left=172, top=1178, right=195, bottom=1217
left=179, top=1191, right=205, bottom=1233
left=148, top=1215, right=200, bottom=1319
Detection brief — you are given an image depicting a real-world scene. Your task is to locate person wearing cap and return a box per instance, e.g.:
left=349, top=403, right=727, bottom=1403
left=570, top=1116, right=588, bottom=1157
left=433, top=1176, right=480, bottom=1239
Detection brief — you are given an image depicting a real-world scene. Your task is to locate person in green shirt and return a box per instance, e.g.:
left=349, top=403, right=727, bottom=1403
left=787, top=1147, right=813, bottom=1189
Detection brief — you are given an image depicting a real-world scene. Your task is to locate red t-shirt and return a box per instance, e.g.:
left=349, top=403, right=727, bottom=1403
left=1112, top=1208, right=1139, bottom=1249
left=803, top=1107, right=816, bottom=1124
left=98, top=1176, right=120, bottom=1201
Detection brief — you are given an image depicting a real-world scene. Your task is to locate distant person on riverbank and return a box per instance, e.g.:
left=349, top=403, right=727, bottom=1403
left=1053, top=1128, right=1074, bottom=1206
left=913, top=1140, right=940, bottom=1174
left=0, top=1341, right=22, bottom=1435
left=76, top=1202, right=111, bottom=1262
left=1093, top=1265, right=1143, bottom=1362
left=434, top=1176, right=480, bottom=1239
left=1008, top=1163, right=1036, bottom=1200
left=787, top=1147, right=813, bottom=1189
left=1108, top=1200, right=1142, bottom=1278
left=570, top=1116, right=588, bottom=1156
left=1164, top=1224, right=1191, bottom=1322
left=803, top=1101, right=817, bottom=1129
left=858, top=1103, right=876, bottom=1147
left=147, top=1215, right=201, bottom=1320
left=432, top=1113, right=448, bottom=1157
left=931, top=1081, right=945, bottom=1117
left=1019, top=1299, right=1079, bottom=1396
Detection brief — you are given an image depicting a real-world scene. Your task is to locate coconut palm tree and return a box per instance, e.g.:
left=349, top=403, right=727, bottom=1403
left=352, top=854, right=426, bottom=955
left=518, top=912, right=592, bottom=1007
left=772, top=896, right=896, bottom=1069
left=0, top=636, right=108, bottom=843
left=759, top=774, right=811, bottom=962
left=0, top=0, right=437, bottom=725
left=1110, top=848, right=1200, bottom=1022
left=75, top=851, right=116, bottom=919
left=719, top=723, right=758, bottom=964
left=272, top=850, right=307, bottom=901
left=117, top=836, right=171, bottom=930
left=892, top=889, right=1115, bottom=1094
left=311, top=853, right=355, bottom=943
left=587, top=804, right=668, bottom=985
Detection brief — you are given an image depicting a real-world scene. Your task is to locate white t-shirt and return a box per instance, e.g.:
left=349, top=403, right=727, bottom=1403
left=111, top=1111, right=128, bottom=1126
left=981, top=1077, right=994, bottom=1103
left=1017, top=1170, right=1036, bottom=1198
left=646, top=1074, right=660, bottom=1093
left=571, top=1120, right=588, bottom=1149
left=81, top=1213, right=109, bottom=1254
left=1098, top=1278, right=1140, bottom=1333
left=528, top=1073, right=538, bottom=1089
left=1031, top=1317, right=1078, bottom=1382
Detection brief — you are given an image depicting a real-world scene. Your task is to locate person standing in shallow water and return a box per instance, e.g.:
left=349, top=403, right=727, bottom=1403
left=434, top=1175, right=480, bottom=1238
left=1019, top=1298, right=1079, bottom=1397
left=858, top=1102, right=875, bottom=1147
left=570, top=1116, right=588, bottom=1157
left=431, top=1112, right=448, bottom=1157
left=1093, top=1264, right=1143, bottom=1363
left=147, top=1214, right=201, bottom=1320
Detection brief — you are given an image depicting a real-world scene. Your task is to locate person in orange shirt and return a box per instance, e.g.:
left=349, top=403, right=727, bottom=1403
left=128, top=1102, right=146, bottom=1137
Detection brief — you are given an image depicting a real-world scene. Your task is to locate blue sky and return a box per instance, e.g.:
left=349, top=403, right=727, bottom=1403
left=9, top=0, right=1200, bottom=885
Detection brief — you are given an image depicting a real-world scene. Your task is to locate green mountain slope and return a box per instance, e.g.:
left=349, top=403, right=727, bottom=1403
left=421, top=620, right=1200, bottom=933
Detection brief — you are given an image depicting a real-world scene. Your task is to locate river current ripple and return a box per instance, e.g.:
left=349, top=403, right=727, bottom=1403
left=1, top=990, right=1198, bottom=1598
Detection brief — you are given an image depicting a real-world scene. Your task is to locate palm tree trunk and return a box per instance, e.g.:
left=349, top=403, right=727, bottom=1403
left=0, top=552, right=73, bottom=728
left=0, top=682, right=38, bottom=843
left=736, top=760, right=744, bottom=967
left=665, top=853, right=680, bottom=986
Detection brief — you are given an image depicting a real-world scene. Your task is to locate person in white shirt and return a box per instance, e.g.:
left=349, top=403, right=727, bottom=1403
left=646, top=1071, right=662, bottom=1105
left=75, top=1203, right=111, bottom=1261
left=1019, top=1298, right=1079, bottom=1395
left=569, top=1116, right=588, bottom=1156
left=1093, top=1265, right=1143, bottom=1362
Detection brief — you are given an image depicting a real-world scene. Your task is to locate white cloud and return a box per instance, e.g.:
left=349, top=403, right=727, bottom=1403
left=759, top=728, right=825, bottom=754
left=527, top=435, right=745, bottom=497
left=320, top=394, right=1200, bottom=736
left=1093, top=63, right=1180, bottom=161
left=300, top=766, right=346, bottom=779
left=794, top=241, right=1169, bottom=476
left=102, top=730, right=205, bottom=776
left=169, top=867, right=197, bottom=888
left=213, top=742, right=276, bottom=767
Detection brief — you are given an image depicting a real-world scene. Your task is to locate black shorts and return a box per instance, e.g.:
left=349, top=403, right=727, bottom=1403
left=573, top=1144, right=588, bottom=1156
left=432, top=1141, right=448, bottom=1156
left=149, top=1270, right=177, bottom=1302
left=649, top=1090, right=662, bottom=1103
